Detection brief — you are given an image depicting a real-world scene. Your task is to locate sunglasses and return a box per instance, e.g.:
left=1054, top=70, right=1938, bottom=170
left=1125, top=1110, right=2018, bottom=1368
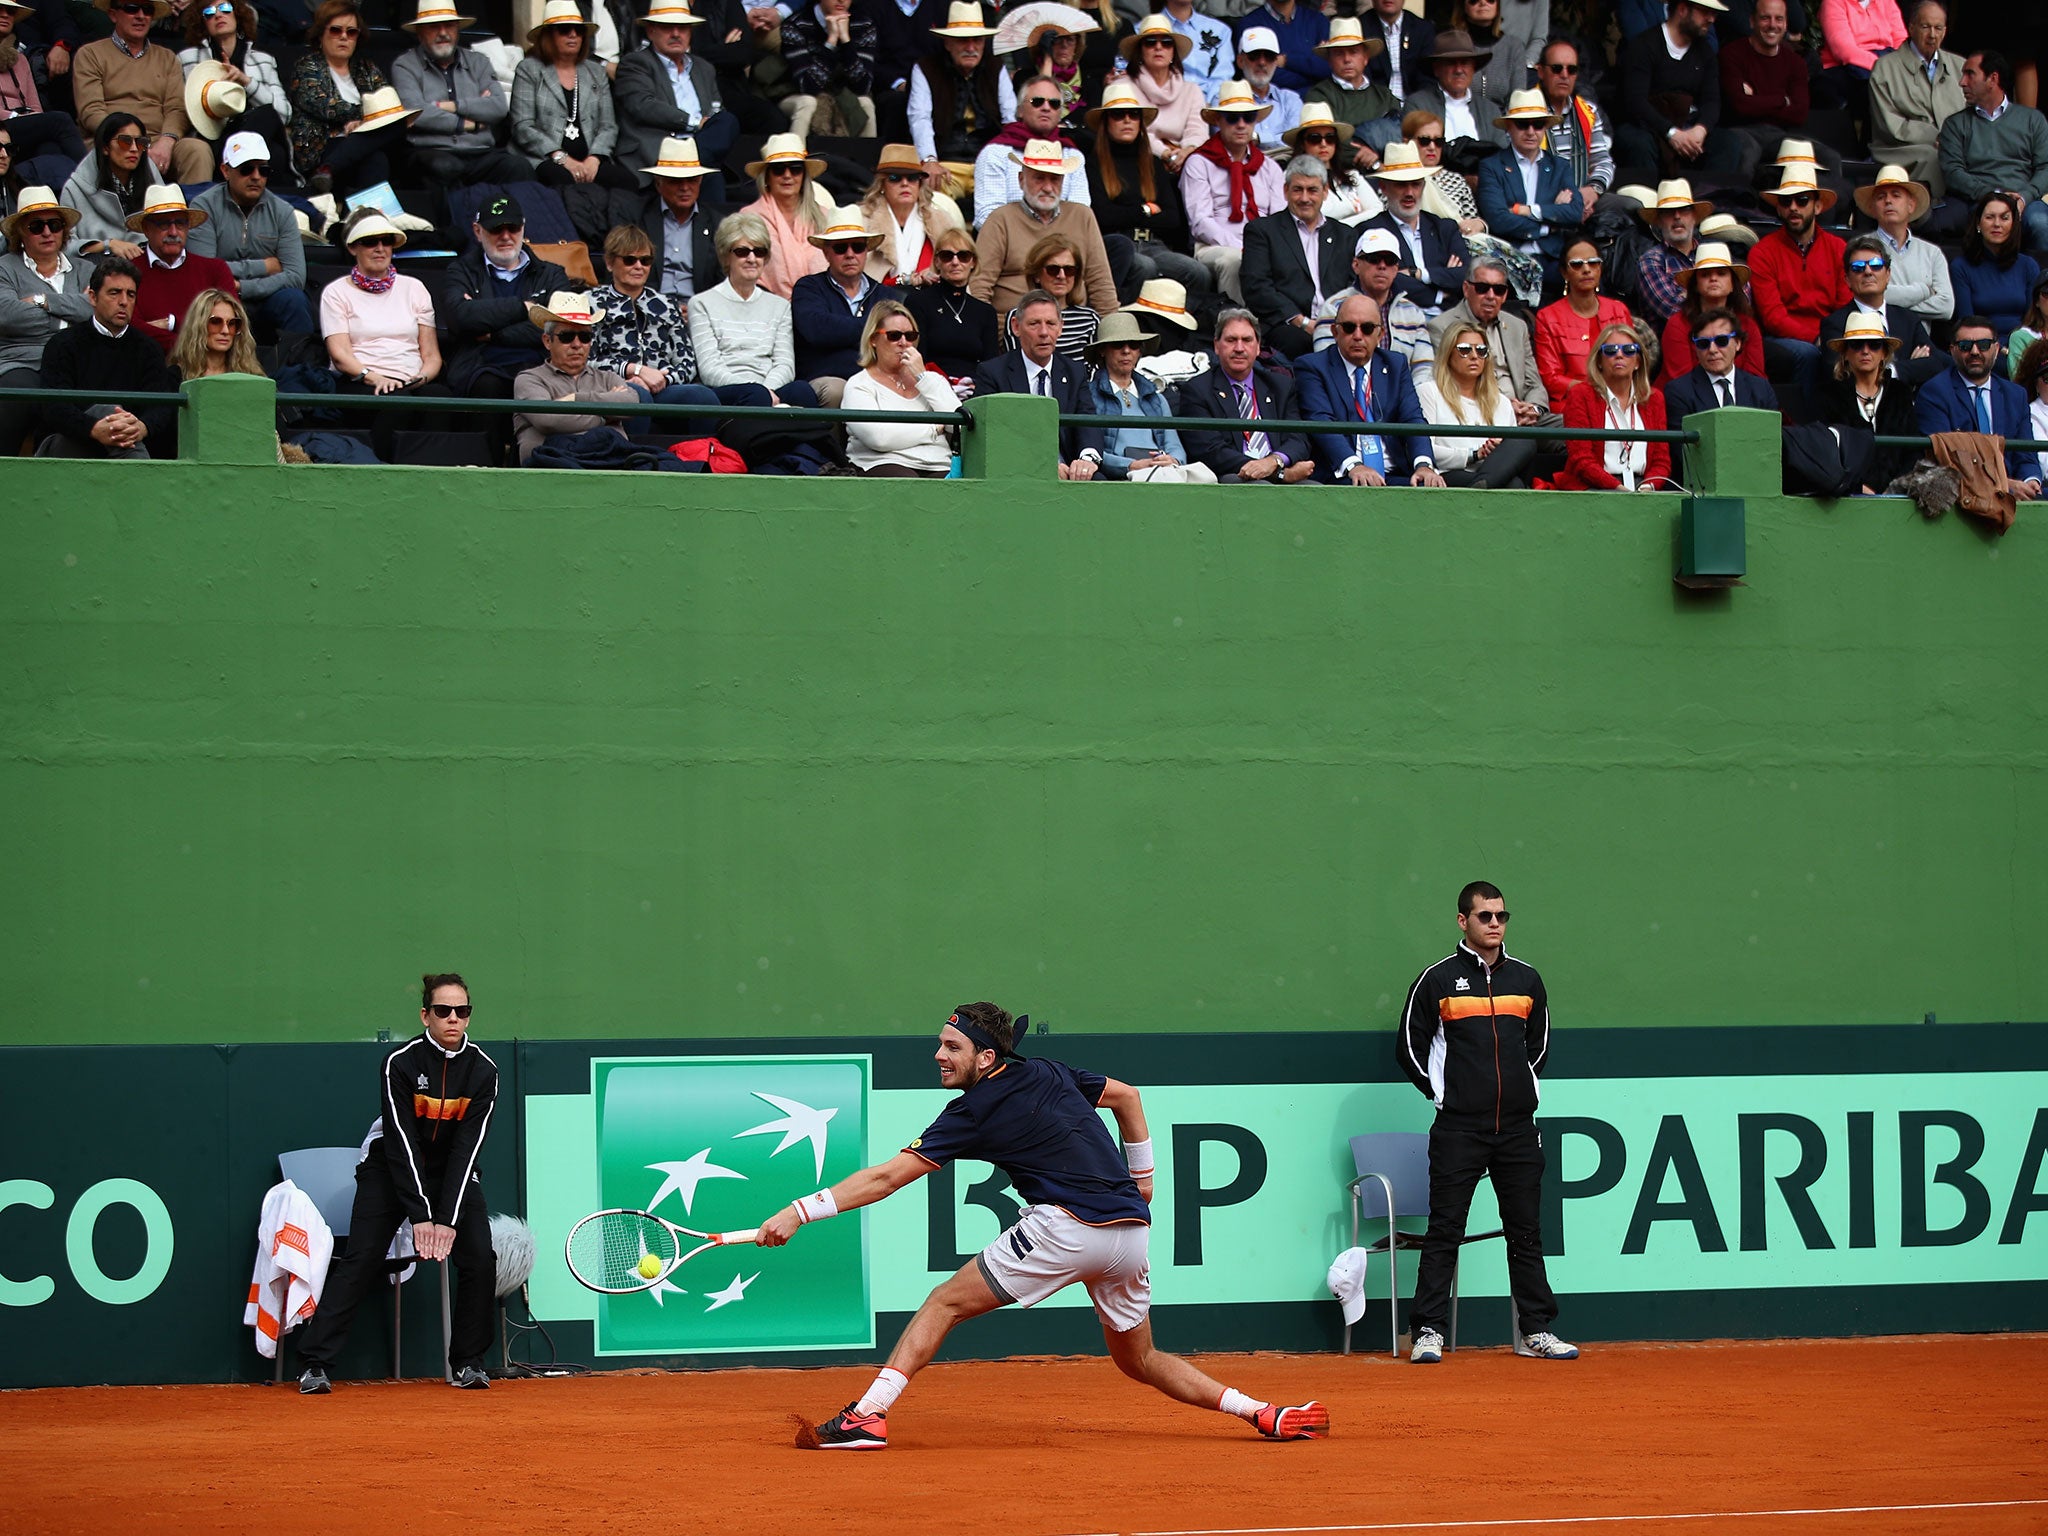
left=1142, top=35, right=1175, bottom=45
left=1452, top=341, right=1490, bottom=357
left=1039, top=261, right=1077, bottom=276
left=1847, top=257, right=1890, bottom=273
left=1843, top=338, right=1890, bottom=351
left=1219, top=111, right=1257, bottom=123
left=1301, top=131, right=1338, bottom=145
left=1358, top=251, right=1399, bottom=265
left=1692, top=331, right=1738, bottom=349
left=615, top=251, right=652, bottom=265
left=206, top=314, right=243, bottom=330
left=1542, top=60, right=1578, bottom=73
left=110, top=2, right=154, bottom=13
left=1468, top=280, right=1508, bottom=296
left=21, top=217, right=66, bottom=236
left=768, top=163, right=805, bottom=176
left=201, top=2, right=236, bottom=14
left=111, top=134, right=149, bottom=149
left=428, top=1003, right=473, bottom=1019
left=554, top=329, right=593, bottom=343
left=1468, top=910, right=1509, bottom=925
left=0, top=142, right=11, bottom=154
left=232, top=161, right=271, bottom=177
left=146, top=214, right=190, bottom=227
left=825, top=240, right=867, bottom=255
left=1243, top=50, right=1278, bottom=60
left=883, top=171, right=924, bottom=183
left=1411, top=134, right=1444, bottom=146
left=1779, top=192, right=1816, bottom=208
left=936, top=249, right=974, bottom=262
left=355, top=233, right=398, bottom=247
left=1104, top=109, right=1143, bottom=120
left=1600, top=342, right=1643, bottom=357
left=1566, top=255, right=1602, bottom=269
left=1955, top=337, right=1998, bottom=352
left=1026, top=95, right=1063, bottom=108
left=729, top=243, right=768, bottom=258
left=879, top=327, right=919, bottom=343
left=1334, top=319, right=1379, bottom=335
left=326, top=23, right=360, bottom=36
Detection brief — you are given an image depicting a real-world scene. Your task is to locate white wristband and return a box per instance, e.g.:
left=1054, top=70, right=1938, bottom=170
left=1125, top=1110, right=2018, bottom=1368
left=1123, top=1138, right=1154, bottom=1177
left=791, top=1189, right=838, bottom=1224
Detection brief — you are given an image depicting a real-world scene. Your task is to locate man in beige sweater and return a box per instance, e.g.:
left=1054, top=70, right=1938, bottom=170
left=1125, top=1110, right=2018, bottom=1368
left=73, top=0, right=215, bottom=184
left=969, top=139, right=1119, bottom=323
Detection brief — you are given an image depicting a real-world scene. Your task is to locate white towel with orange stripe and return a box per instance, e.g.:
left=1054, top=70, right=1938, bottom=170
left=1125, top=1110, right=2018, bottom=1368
left=244, top=1180, right=335, bottom=1359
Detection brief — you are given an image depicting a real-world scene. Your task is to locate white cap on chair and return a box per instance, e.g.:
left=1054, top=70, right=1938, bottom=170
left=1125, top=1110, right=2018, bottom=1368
left=1328, top=1246, right=1370, bottom=1325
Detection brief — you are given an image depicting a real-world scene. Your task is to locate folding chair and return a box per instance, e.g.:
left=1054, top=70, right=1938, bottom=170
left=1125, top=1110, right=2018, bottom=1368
left=1344, top=1131, right=1521, bottom=1359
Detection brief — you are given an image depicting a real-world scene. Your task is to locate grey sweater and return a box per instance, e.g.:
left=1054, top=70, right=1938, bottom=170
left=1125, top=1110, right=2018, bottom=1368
left=1938, top=101, right=2048, bottom=202
left=59, top=153, right=167, bottom=254
left=392, top=47, right=511, bottom=153
left=188, top=185, right=306, bottom=301
left=0, top=251, right=95, bottom=375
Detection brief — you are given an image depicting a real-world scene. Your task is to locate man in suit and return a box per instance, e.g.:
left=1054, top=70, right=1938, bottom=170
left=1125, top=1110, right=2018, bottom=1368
left=969, top=288, right=1106, bottom=479
left=1661, top=305, right=1778, bottom=430
left=1915, top=316, right=2043, bottom=499
left=1295, top=292, right=1446, bottom=486
left=1239, top=157, right=1355, bottom=358
left=1427, top=257, right=1553, bottom=424
left=614, top=0, right=739, bottom=188
left=1365, top=142, right=1469, bottom=315
left=1363, top=0, right=1434, bottom=105
left=1815, top=234, right=1942, bottom=387
left=1401, top=31, right=1508, bottom=152
left=633, top=137, right=724, bottom=313
left=1475, top=91, right=1588, bottom=277
left=1178, top=309, right=1317, bottom=482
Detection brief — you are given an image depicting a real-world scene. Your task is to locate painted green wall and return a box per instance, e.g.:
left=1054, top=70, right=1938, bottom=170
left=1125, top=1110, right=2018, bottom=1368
left=1, top=387, right=2040, bottom=1045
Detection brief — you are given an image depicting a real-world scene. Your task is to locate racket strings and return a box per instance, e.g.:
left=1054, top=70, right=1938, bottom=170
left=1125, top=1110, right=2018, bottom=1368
left=571, top=1212, right=680, bottom=1288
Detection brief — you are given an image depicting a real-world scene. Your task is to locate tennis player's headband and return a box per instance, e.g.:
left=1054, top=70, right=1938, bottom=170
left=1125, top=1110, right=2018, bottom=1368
left=947, top=1007, right=1026, bottom=1060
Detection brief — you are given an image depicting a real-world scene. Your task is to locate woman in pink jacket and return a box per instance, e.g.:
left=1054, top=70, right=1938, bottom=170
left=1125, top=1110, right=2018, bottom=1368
left=1817, top=0, right=1906, bottom=118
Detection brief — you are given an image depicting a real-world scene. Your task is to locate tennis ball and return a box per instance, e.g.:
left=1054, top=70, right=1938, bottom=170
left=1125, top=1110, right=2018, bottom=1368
left=638, top=1253, right=663, bottom=1280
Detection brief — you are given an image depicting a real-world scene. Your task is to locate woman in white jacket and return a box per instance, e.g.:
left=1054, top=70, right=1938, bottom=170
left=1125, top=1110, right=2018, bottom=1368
left=841, top=298, right=959, bottom=476
left=1416, top=321, right=1533, bottom=488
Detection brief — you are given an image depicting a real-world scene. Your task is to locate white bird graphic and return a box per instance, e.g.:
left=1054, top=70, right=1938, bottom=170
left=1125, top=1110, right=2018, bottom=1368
left=735, top=1092, right=837, bottom=1181
left=644, top=1149, right=747, bottom=1216
left=703, top=1271, right=759, bottom=1311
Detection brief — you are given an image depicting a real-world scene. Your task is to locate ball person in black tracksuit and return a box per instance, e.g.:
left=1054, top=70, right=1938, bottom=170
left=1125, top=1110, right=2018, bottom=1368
left=1396, top=882, right=1579, bottom=1364
left=298, top=973, right=499, bottom=1393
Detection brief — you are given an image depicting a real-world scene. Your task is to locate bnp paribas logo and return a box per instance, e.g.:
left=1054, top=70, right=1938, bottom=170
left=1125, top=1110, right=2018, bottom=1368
left=591, top=1054, right=871, bottom=1356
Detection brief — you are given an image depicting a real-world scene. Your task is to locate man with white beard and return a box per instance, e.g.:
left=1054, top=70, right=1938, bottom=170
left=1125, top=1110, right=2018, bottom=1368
left=392, top=0, right=533, bottom=187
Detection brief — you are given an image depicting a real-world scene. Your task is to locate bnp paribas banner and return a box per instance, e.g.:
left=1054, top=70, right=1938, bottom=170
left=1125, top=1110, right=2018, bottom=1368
left=523, top=1056, right=2048, bottom=1357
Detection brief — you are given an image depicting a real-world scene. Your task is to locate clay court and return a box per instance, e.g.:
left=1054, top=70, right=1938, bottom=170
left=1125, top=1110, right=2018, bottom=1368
left=7, top=1333, right=2044, bottom=1536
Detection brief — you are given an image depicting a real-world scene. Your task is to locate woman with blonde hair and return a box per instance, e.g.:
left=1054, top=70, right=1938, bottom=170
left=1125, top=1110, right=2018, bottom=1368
left=740, top=134, right=835, bottom=297
left=859, top=144, right=966, bottom=286
left=687, top=210, right=822, bottom=408
left=169, top=287, right=264, bottom=378
left=841, top=298, right=961, bottom=477
left=1550, top=319, right=1671, bottom=491
left=1417, top=321, right=1532, bottom=487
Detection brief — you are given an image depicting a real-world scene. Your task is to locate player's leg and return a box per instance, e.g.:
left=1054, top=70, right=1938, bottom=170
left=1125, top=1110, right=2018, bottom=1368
left=1408, top=1118, right=1490, bottom=1362
left=295, top=1158, right=408, bottom=1391
left=444, top=1179, right=498, bottom=1387
left=1490, top=1119, right=1576, bottom=1359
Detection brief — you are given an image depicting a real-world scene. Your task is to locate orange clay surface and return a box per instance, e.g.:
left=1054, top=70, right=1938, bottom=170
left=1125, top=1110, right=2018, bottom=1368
left=5, top=1335, right=2045, bottom=1536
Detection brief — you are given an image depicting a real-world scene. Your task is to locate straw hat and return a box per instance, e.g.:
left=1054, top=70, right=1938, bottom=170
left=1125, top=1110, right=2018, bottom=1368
left=1086, top=309, right=1156, bottom=354
left=401, top=0, right=474, bottom=27
left=1676, top=241, right=1750, bottom=289
left=1493, top=88, right=1560, bottom=131
left=125, top=184, right=209, bottom=232
left=1685, top=0, right=1728, bottom=8
left=1086, top=79, right=1158, bottom=130
left=2, top=186, right=80, bottom=246
left=527, top=289, right=607, bottom=327
left=93, top=0, right=171, bottom=16
left=643, top=135, right=714, bottom=178
left=1827, top=309, right=1899, bottom=353
left=636, top=0, right=702, bottom=24
left=1201, top=79, right=1274, bottom=126
left=526, top=0, right=595, bottom=44
left=746, top=133, right=825, bottom=179
left=1424, top=28, right=1492, bottom=65
left=341, top=209, right=407, bottom=248
left=873, top=142, right=929, bottom=176
left=1315, top=17, right=1385, bottom=57
left=1699, top=212, right=1760, bottom=249
left=1119, top=12, right=1191, bottom=63
left=930, top=0, right=996, bottom=38
left=1282, top=102, right=1354, bottom=152
left=1853, top=164, right=1931, bottom=224
left=1636, top=178, right=1713, bottom=222
left=1127, top=277, right=1196, bottom=330
left=1762, top=165, right=1837, bottom=213
left=1371, top=141, right=1432, bottom=181
left=808, top=215, right=883, bottom=250
left=1771, top=138, right=1821, bottom=171
left=1611, top=183, right=1658, bottom=208
left=184, top=60, right=247, bottom=143
left=354, top=88, right=420, bottom=132
left=1010, top=136, right=1084, bottom=176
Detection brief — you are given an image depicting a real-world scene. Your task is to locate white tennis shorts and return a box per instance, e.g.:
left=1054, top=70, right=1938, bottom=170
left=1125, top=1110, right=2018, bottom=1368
left=974, top=1204, right=1151, bottom=1333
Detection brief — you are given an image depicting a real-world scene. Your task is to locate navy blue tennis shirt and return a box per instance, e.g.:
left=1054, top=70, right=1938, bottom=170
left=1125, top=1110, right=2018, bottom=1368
left=905, top=1056, right=1151, bottom=1226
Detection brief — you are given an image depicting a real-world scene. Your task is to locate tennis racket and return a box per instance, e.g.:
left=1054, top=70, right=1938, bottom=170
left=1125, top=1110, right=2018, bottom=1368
left=564, top=1208, right=760, bottom=1295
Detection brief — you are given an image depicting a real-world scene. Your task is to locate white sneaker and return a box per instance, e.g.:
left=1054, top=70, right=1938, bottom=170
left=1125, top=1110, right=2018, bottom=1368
left=1410, top=1327, right=1444, bottom=1364
left=1516, top=1331, right=1580, bottom=1360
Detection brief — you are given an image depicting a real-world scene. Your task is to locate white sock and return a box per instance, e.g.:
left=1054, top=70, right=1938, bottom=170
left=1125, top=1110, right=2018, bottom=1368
left=855, top=1367, right=908, bottom=1417
left=1217, top=1387, right=1266, bottom=1422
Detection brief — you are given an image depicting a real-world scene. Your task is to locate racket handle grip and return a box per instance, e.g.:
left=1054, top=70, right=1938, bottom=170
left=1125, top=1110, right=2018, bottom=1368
left=719, top=1228, right=761, bottom=1245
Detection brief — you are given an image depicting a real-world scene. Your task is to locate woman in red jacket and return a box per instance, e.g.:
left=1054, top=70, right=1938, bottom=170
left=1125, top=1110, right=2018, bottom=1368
left=1534, top=236, right=1634, bottom=405
left=1550, top=320, right=1674, bottom=491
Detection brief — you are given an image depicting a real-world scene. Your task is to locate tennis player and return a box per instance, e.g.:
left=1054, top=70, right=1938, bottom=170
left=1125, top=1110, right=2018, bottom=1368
left=756, top=1001, right=1329, bottom=1449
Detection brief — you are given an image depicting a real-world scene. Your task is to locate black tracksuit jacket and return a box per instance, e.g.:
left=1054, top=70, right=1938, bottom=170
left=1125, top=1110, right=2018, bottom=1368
left=1397, top=942, right=1551, bottom=1132
left=375, top=1034, right=498, bottom=1226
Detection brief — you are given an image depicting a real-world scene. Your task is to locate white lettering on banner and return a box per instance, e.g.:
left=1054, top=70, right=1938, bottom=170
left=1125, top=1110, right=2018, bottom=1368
left=0, top=1180, right=57, bottom=1305
left=1, top=1178, right=175, bottom=1307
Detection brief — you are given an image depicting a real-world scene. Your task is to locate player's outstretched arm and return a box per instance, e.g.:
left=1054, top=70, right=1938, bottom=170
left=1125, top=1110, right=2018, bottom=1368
left=756, top=1149, right=932, bottom=1247
left=1097, top=1078, right=1155, bottom=1204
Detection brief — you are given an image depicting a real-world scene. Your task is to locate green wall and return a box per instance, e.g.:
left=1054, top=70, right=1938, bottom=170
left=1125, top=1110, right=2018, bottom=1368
left=1, top=387, right=2041, bottom=1045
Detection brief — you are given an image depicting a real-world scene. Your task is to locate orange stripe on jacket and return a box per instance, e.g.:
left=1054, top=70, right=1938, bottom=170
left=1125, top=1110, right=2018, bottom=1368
left=1438, top=994, right=1534, bottom=1021
left=414, top=1094, right=473, bottom=1121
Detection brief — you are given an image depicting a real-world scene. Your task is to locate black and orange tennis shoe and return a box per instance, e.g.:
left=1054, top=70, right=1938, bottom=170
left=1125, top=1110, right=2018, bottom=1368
left=804, top=1403, right=888, bottom=1450
left=1254, top=1400, right=1330, bottom=1440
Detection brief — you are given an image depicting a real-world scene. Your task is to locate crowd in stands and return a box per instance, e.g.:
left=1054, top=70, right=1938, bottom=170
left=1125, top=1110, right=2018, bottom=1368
left=2, top=0, right=2046, bottom=489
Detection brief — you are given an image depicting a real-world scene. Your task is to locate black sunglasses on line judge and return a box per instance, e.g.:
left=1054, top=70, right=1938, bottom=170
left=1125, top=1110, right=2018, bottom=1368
left=428, top=1003, right=472, bottom=1019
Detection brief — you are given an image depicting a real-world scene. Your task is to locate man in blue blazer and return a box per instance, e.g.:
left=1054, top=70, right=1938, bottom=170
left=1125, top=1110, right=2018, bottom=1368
left=1295, top=293, right=1447, bottom=485
left=1363, top=0, right=1435, bottom=98
left=1915, top=316, right=2044, bottom=497
left=970, top=289, right=1106, bottom=478
left=1475, top=92, right=1589, bottom=274
left=1239, top=162, right=1360, bottom=358
left=1178, top=309, right=1318, bottom=481
left=1660, top=305, right=1779, bottom=432
left=1365, top=143, right=1470, bottom=314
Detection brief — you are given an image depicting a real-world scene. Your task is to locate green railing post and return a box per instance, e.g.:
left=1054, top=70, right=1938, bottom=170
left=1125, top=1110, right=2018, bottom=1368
left=179, top=373, right=278, bottom=467
left=1685, top=405, right=1780, bottom=500
left=962, top=391, right=1057, bottom=482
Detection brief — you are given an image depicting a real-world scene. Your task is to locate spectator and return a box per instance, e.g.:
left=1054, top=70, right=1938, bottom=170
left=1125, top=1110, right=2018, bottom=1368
left=1405, top=112, right=1533, bottom=301
left=1550, top=319, right=1672, bottom=490
left=1296, top=291, right=1446, bottom=485
left=1150, top=0, right=1231, bottom=110
left=973, top=70, right=1087, bottom=228
left=74, top=0, right=215, bottom=185
left=190, top=130, right=308, bottom=338
left=588, top=221, right=719, bottom=412
left=687, top=210, right=822, bottom=407
left=1363, top=139, right=1468, bottom=316
left=1364, top=0, right=1435, bottom=105
left=178, top=0, right=289, bottom=185
left=285, top=1, right=401, bottom=196
left=1403, top=30, right=1507, bottom=151
left=1312, top=224, right=1436, bottom=364
left=840, top=296, right=959, bottom=476
left=1915, top=314, right=2040, bottom=498
left=1817, top=0, right=1904, bottom=119
left=66, top=111, right=161, bottom=261
left=740, top=134, right=833, bottom=297
left=1476, top=90, right=1586, bottom=275
left=972, top=137, right=1116, bottom=320
left=1451, top=0, right=1518, bottom=113
left=1428, top=253, right=1551, bottom=422
left=2004, top=274, right=2048, bottom=377
left=1869, top=0, right=1962, bottom=197
left=1180, top=80, right=1283, bottom=304
left=1635, top=177, right=1709, bottom=326
left=439, top=193, right=579, bottom=399
left=36, top=255, right=179, bottom=456
left=790, top=214, right=882, bottom=406
left=1493, top=0, right=1549, bottom=77
left=1087, top=79, right=1209, bottom=301
left=1818, top=232, right=1941, bottom=383
left=1532, top=37, right=1612, bottom=210
left=1536, top=234, right=1633, bottom=399
left=1175, top=306, right=1316, bottom=483
left=1013, top=17, right=1090, bottom=142
left=512, top=0, right=633, bottom=189
left=1083, top=308, right=1216, bottom=482
left=2015, top=336, right=2048, bottom=486
left=1719, top=0, right=1808, bottom=179
left=1615, top=0, right=1743, bottom=182
left=1305, top=19, right=1397, bottom=167
left=1417, top=318, right=1533, bottom=485
left=633, top=135, right=721, bottom=305
left=129, top=184, right=236, bottom=352
left=0, top=188, right=90, bottom=453
left=1751, top=165, right=1846, bottom=404
left=1810, top=310, right=1916, bottom=492
left=613, top=0, right=737, bottom=189
left=392, top=0, right=527, bottom=187
left=780, top=0, right=875, bottom=140
left=0, top=0, right=87, bottom=188
left=321, top=209, right=450, bottom=459
left=859, top=0, right=948, bottom=148
left=904, top=228, right=998, bottom=379
left=1241, top=0, right=1330, bottom=96
left=1939, top=51, right=2048, bottom=256
left=1662, top=304, right=1778, bottom=429
left=1001, top=229, right=1100, bottom=359
left=1240, top=154, right=1353, bottom=357
left=1658, top=241, right=1765, bottom=384
left=860, top=143, right=966, bottom=286
left=1118, top=14, right=1206, bottom=176
left=166, top=284, right=259, bottom=377
left=512, top=290, right=642, bottom=463
left=1285, top=103, right=1380, bottom=226
left=1237, top=27, right=1304, bottom=157
left=1949, top=191, right=2042, bottom=342
left=1857, top=165, right=1952, bottom=323
left=967, top=286, right=1103, bottom=478
left=906, top=3, right=1012, bottom=197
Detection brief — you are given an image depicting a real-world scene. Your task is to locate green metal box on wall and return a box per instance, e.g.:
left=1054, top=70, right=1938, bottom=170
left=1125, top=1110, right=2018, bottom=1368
left=1679, top=496, right=1746, bottom=581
